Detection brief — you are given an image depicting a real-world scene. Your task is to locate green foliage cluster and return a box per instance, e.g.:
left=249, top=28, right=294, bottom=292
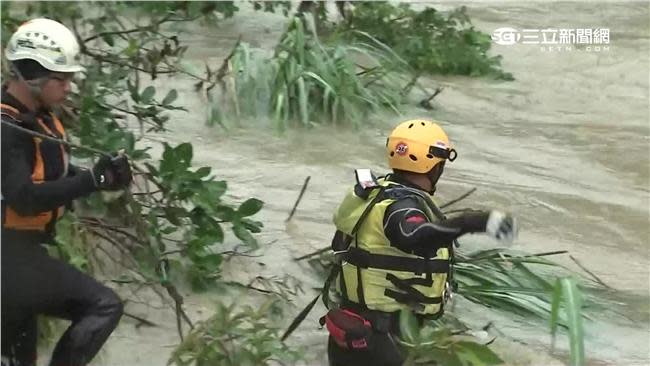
left=215, top=16, right=410, bottom=129
left=3, top=2, right=590, bottom=366
left=206, top=2, right=514, bottom=129
left=399, top=310, right=503, bottom=366
left=1, top=2, right=288, bottom=360
left=341, top=3, right=513, bottom=80
left=170, top=300, right=304, bottom=366
left=0, top=0, right=265, bottom=290
left=452, top=249, right=592, bottom=365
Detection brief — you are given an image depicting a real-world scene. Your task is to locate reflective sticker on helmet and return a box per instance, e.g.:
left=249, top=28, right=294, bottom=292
left=395, top=142, right=408, bottom=156
left=435, top=140, right=447, bottom=149
left=16, top=38, right=36, bottom=49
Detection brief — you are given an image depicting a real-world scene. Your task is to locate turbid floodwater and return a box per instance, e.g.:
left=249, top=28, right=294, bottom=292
left=35, top=2, right=649, bottom=366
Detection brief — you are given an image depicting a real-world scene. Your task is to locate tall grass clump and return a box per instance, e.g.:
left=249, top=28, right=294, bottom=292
left=216, top=16, right=413, bottom=130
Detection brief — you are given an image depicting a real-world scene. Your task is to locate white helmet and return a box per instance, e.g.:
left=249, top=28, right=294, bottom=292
left=5, top=18, right=84, bottom=73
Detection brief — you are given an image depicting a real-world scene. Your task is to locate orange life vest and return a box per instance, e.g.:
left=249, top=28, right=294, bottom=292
left=1, top=103, right=67, bottom=231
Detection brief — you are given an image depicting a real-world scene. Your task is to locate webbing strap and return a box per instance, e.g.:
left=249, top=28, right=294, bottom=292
left=344, top=247, right=449, bottom=274
left=385, top=273, right=443, bottom=305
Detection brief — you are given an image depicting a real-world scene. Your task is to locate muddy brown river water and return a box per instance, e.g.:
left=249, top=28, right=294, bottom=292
left=37, top=2, right=649, bottom=365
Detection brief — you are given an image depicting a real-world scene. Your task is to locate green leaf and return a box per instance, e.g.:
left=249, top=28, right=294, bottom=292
left=175, top=142, right=193, bottom=165
left=398, top=309, right=419, bottom=345
left=241, top=218, right=263, bottom=233
left=160, top=226, right=177, bottom=235
left=124, top=38, right=139, bottom=57
left=141, top=86, right=156, bottom=103
left=214, top=205, right=236, bottom=222
left=296, top=76, right=308, bottom=125
left=237, top=198, right=264, bottom=217
left=164, top=206, right=186, bottom=226
left=205, top=180, right=227, bottom=201
left=550, top=279, right=563, bottom=345
left=456, top=341, right=503, bottom=365
left=232, top=224, right=258, bottom=248
left=560, top=277, right=585, bottom=366
left=195, top=166, right=211, bottom=179
left=188, top=266, right=210, bottom=292
left=162, top=89, right=178, bottom=105
left=199, top=253, right=223, bottom=272
left=101, top=33, right=114, bottom=47
left=127, top=79, right=140, bottom=103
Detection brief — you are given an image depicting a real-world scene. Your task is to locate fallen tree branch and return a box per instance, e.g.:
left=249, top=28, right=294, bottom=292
left=419, top=86, right=445, bottom=110
left=440, top=187, right=477, bottom=210
left=162, top=281, right=194, bottom=340
left=570, top=255, right=612, bottom=289
left=286, top=176, right=311, bottom=222
left=294, top=247, right=329, bottom=261
left=123, top=311, right=159, bottom=328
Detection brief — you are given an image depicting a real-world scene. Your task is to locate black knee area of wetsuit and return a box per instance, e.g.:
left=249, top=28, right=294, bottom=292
left=69, top=288, right=124, bottom=353
left=50, top=288, right=123, bottom=366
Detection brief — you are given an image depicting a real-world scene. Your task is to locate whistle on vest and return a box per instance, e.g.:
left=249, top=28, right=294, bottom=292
left=354, top=169, right=379, bottom=199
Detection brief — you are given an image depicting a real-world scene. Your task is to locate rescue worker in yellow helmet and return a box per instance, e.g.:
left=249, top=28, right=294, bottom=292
left=1, top=18, right=131, bottom=366
left=324, top=119, right=518, bottom=366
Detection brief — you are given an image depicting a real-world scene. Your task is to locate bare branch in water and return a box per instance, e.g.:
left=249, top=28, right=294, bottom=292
left=286, top=176, right=311, bottom=222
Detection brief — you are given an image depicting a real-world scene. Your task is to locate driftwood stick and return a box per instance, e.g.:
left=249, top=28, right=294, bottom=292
left=570, top=255, right=612, bottom=289
left=123, top=311, right=159, bottom=328
left=419, top=86, right=445, bottom=110
left=286, top=176, right=311, bottom=222
left=440, top=187, right=477, bottom=210
left=294, top=246, right=329, bottom=261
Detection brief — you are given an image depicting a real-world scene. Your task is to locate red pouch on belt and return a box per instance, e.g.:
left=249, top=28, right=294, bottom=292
left=320, top=309, right=373, bottom=350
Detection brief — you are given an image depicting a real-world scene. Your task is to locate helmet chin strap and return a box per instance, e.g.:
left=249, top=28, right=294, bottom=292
left=10, top=62, right=48, bottom=108
left=427, top=162, right=446, bottom=195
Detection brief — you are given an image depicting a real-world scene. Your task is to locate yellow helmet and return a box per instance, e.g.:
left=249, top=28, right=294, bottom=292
left=386, top=119, right=457, bottom=173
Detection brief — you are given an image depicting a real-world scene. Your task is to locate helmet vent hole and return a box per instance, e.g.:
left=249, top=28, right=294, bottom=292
left=409, top=154, right=418, bottom=161
left=408, top=123, right=414, bottom=128
left=390, top=151, right=395, bottom=157
left=421, top=122, right=425, bottom=126
left=426, top=154, right=434, bottom=159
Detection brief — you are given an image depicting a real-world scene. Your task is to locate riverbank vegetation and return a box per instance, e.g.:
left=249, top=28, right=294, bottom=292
left=1, top=2, right=600, bottom=366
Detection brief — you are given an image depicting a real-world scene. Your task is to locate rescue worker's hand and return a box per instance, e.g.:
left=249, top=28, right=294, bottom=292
left=91, top=153, right=132, bottom=190
left=110, top=153, right=133, bottom=188
left=486, top=210, right=518, bottom=244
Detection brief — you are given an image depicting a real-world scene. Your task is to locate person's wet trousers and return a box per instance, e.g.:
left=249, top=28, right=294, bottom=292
left=1, top=235, right=123, bottom=366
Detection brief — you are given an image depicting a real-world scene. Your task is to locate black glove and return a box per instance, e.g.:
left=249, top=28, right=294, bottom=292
left=111, top=154, right=133, bottom=188
left=92, top=154, right=132, bottom=190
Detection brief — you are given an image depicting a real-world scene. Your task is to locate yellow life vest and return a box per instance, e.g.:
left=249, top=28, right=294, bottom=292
left=333, top=178, right=451, bottom=317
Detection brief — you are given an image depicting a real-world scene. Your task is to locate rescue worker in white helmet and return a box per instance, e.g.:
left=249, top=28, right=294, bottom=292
left=323, top=119, right=518, bottom=366
left=1, top=18, right=131, bottom=366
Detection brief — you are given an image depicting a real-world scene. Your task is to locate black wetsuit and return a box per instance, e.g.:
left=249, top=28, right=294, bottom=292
left=328, top=175, right=489, bottom=366
left=1, top=86, right=123, bottom=366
